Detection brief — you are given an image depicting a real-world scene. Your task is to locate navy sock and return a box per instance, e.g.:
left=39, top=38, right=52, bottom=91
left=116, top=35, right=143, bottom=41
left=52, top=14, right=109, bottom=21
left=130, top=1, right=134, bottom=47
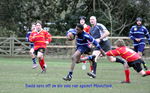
left=92, top=62, right=97, bottom=74
left=88, top=55, right=94, bottom=60
left=32, top=58, right=36, bottom=64
left=116, top=58, right=125, bottom=64
left=68, top=71, right=73, bottom=76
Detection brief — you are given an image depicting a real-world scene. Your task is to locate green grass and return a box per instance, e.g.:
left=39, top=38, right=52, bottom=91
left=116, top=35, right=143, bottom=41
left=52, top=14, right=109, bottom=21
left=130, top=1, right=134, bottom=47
left=0, top=57, right=149, bottom=93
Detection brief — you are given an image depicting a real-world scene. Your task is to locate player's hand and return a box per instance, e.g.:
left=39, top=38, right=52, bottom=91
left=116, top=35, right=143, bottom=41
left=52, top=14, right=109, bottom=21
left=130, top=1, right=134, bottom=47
left=135, top=38, right=141, bottom=42
left=45, top=41, right=49, bottom=44
left=89, top=44, right=93, bottom=48
left=100, top=49, right=106, bottom=56
left=32, top=34, right=37, bottom=39
left=95, top=39, right=101, bottom=43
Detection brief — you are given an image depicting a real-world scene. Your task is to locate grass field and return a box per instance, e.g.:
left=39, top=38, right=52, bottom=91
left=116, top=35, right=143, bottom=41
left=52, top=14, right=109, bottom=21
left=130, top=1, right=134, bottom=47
left=0, top=57, right=149, bottom=93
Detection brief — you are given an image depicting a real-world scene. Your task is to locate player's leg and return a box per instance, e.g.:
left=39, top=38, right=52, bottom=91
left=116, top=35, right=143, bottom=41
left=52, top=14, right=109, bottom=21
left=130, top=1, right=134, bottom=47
left=29, top=48, right=37, bottom=69
left=121, top=62, right=131, bottom=83
left=63, top=50, right=82, bottom=81
left=131, top=59, right=150, bottom=77
left=87, top=50, right=100, bottom=78
left=137, top=44, right=148, bottom=70
left=107, top=56, right=125, bottom=64
left=37, top=48, right=46, bottom=73
left=81, top=54, right=87, bottom=70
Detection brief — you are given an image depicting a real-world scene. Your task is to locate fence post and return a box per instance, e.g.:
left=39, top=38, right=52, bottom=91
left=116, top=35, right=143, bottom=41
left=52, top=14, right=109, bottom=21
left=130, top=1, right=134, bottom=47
left=10, top=34, right=15, bottom=56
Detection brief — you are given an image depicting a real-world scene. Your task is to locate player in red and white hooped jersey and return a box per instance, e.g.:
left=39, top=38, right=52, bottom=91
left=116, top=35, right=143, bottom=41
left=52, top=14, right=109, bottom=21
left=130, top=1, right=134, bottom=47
left=106, top=39, right=150, bottom=83
left=79, top=16, right=91, bottom=70
left=29, top=20, right=52, bottom=73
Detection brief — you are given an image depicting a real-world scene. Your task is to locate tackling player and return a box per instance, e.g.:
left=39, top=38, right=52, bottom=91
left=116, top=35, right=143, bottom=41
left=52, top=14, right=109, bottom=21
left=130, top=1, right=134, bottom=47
left=106, top=39, right=150, bottom=83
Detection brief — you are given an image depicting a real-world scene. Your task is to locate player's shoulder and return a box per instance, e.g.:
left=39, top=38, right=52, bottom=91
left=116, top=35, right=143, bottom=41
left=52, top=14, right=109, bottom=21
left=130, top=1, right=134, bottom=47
left=83, top=32, right=91, bottom=38
left=131, top=25, right=137, bottom=28
left=68, top=29, right=76, bottom=35
left=41, top=29, right=48, bottom=32
left=141, top=25, right=147, bottom=29
left=96, top=23, right=107, bottom=30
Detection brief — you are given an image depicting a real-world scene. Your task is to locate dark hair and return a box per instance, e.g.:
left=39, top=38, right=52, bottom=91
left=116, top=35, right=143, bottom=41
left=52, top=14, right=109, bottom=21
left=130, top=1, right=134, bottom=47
left=79, top=16, right=86, bottom=20
left=76, top=24, right=84, bottom=30
left=136, top=17, right=142, bottom=21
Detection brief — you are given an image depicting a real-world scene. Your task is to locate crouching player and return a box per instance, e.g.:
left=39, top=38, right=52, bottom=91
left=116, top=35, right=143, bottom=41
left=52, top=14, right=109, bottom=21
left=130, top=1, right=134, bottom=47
left=63, top=24, right=105, bottom=81
left=106, top=39, right=150, bottom=83
left=29, top=21, right=52, bottom=73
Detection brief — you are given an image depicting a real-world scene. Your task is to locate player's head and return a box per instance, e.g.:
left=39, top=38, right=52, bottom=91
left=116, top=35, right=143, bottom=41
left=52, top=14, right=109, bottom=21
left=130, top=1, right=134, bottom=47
left=75, top=24, right=84, bottom=34
left=79, top=16, right=86, bottom=25
left=36, top=20, right=42, bottom=32
left=90, top=16, right=97, bottom=25
left=136, top=17, right=142, bottom=26
left=114, top=39, right=126, bottom=47
left=31, top=22, right=36, bottom=31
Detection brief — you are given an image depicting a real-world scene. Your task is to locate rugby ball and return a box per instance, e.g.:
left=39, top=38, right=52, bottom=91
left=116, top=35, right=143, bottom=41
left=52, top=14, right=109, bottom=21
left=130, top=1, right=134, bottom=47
left=67, top=32, right=75, bottom=41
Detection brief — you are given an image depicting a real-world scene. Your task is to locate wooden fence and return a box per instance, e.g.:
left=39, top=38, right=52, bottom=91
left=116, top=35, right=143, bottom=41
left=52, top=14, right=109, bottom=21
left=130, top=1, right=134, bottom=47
left=0, top=36, right=149, bottom=57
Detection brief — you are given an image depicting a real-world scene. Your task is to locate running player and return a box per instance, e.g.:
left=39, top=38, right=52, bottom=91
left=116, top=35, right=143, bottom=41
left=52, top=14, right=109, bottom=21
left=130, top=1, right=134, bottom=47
left=29, top=20, right=52, bottom=73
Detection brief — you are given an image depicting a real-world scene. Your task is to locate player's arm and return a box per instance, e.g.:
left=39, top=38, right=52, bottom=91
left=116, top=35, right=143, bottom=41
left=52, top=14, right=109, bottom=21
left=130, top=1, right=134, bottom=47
left=25, top=32, right=30, bottom=42
left=143, top=27, right=150, bottom=44
left=129, top=27, right=135, bottom=40
left=45, top=31, right=52, bottom=44
left=106, top=49, right=120, bottom=56
left=99, top=24, right=110, bottom=40
left=85, top=34, right=106, bottom=55
left=29, top=32, right=35, bottom=42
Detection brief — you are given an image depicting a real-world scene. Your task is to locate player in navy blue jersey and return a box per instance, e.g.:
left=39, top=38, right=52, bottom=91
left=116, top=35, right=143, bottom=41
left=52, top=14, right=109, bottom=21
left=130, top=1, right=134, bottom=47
left=63, top=24, right=105, bottom=81
left=129, top=17, right=150, bottom=70
left=26, top=22, right=38, bottom=69
left=87, top=16, right=126, bottom=78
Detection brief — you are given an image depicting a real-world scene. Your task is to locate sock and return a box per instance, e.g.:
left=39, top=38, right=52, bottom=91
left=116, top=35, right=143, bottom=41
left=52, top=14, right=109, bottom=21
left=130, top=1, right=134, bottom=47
left=145, top=71, right=150, bottom=75
left=32, top=58, right=36, bottom=64
left=68, top=71, right=73, bottom=76
left=88, top=55, right=95, bottom=60
left=124, top=70, right=130, bottom=82
left=81, top=55, right=86, bottom=63
left=92, top=62, right=97, bottom=74
left=39, top=58, right=45, bottom=70
left=141, top=60, right=147, bottom=67
left=90, top=66, right=93, bottom=71
left=116, top=58, right=125, bottom=64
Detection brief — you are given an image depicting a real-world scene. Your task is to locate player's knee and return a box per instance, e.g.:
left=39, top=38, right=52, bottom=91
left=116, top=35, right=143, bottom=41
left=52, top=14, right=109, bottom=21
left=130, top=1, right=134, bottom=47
left=139, top=70, right=146, bottom=75
left=108, top=58, right=115, bottom=62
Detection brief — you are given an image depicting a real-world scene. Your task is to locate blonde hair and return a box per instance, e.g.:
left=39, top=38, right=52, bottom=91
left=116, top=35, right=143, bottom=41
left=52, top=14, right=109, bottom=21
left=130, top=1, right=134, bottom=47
left=114, top=39, right=126, bottom=47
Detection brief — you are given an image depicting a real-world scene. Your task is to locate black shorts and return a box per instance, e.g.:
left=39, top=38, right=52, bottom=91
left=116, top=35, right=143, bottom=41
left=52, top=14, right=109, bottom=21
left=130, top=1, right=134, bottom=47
left=34, top=48, right=45, bottom=55
left=128, top=59, right=143, bottom=73
left=95, top=40, right=111, bottom=52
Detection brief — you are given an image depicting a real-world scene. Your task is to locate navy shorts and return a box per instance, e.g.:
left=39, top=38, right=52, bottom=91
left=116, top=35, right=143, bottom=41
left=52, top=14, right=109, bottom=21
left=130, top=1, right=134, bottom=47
left=134, top=44, right=145, bottom=52
left=128, top=59, right=143, bottom=73
left=76, top=45, right=92, bottom=54
left=29, top=43, right=34, bottom=48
